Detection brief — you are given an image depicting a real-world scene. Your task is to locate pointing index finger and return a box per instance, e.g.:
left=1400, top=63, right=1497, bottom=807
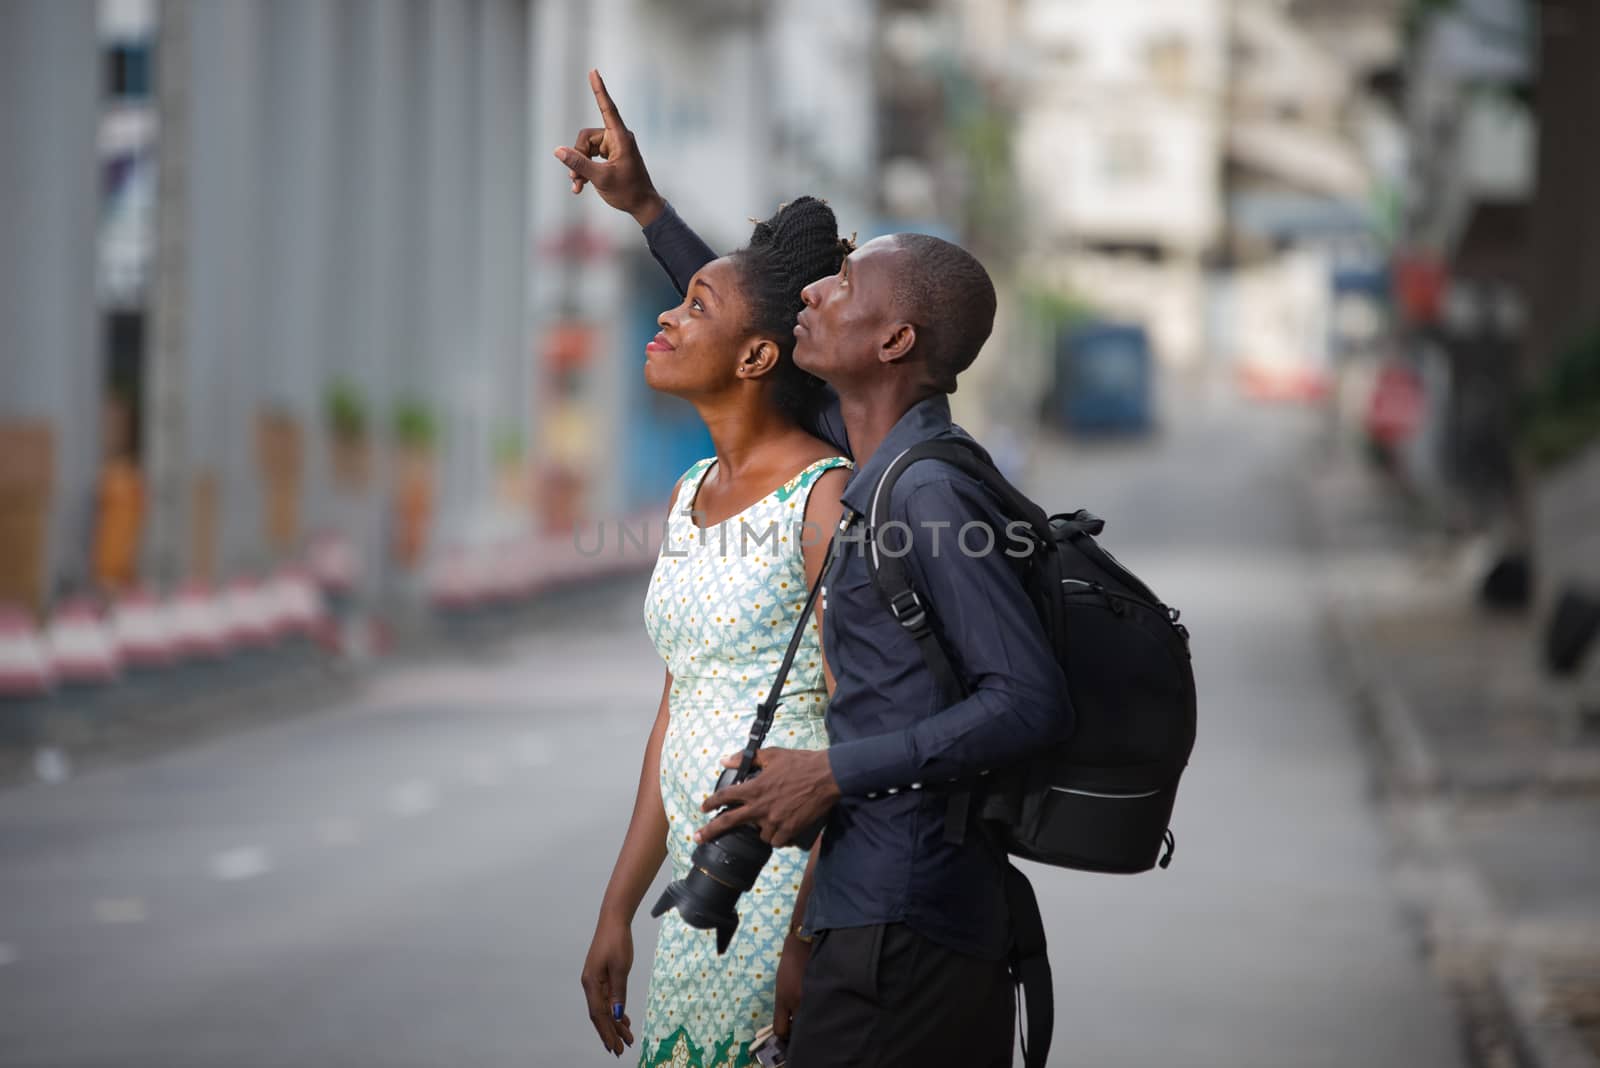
left=589, top=68, right=625, bottom=133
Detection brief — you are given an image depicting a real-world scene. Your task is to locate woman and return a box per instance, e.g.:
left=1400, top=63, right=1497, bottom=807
left=580, top=196, right=853, bottom=1068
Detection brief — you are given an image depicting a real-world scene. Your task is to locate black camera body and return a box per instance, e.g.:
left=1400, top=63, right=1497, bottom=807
left=650, top=764, right=824, bottom=954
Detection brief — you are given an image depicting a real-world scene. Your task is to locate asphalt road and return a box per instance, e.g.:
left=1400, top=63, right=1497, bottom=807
left=0, top=384, right=1466, bottom=1067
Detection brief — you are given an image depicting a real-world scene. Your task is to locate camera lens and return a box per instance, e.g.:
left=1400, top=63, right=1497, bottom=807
left=651, top=823, right=773, bottom=954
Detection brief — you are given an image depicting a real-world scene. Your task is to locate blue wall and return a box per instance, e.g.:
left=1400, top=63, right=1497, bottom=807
left=622, top=254, right=713, bottom=509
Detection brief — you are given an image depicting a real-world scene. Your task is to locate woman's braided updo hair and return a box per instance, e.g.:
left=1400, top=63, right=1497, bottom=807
left=730, top=196, right=854, bottom=427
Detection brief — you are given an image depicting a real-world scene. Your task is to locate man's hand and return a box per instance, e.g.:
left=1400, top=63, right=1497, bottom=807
left=552, top=69, right=665, bottom=226
left=696, top=749, right=840, bottom=847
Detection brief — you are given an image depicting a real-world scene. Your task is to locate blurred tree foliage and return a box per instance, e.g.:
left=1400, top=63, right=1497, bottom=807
left=937, top=60, right=1019, bottom=262
left=324, top=378, right=368, bottom=443
left=391, top=397, right=438, bottom=451
left=1520, top=328, right=1600, bottom=470
left=1020, top=286, right=1100, bottom=335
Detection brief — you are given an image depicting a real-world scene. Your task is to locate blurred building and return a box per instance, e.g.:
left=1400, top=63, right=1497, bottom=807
left=0, top=1, right=101, bottom=613
left=0, top=0, right=906, bottom=619
left=1, top=0, right=534, bottom=614
left=1390, top=0, right=1600, bottom=597
left=1010, top=0, right=1396, bottom=389
left=1391, top=0, right=1533, bottom=516
left=527, top=0, right=878, bottom=520
left=1014, top=0, right=1227, bottom=371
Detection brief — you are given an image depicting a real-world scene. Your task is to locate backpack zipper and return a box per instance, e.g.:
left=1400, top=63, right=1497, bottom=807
left=1047, top=785, right=1161, bottom=799
left=1062, top=578, right=1186, bottom=634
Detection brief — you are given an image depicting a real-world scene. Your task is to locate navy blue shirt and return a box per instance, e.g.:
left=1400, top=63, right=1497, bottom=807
left=642, top=204, right=1071, bottom=959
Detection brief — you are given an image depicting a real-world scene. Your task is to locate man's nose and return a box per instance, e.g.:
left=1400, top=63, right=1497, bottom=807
left=800, top=280, right=822, bottom=308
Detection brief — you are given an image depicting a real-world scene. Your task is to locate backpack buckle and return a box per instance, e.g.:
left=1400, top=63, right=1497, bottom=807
left=887, top=589, right=928, bottom=631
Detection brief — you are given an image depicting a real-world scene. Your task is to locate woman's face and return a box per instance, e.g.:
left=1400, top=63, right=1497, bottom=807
left=644, top=257, right=760, bottom=399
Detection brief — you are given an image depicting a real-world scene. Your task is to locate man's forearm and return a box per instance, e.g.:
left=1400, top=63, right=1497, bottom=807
left=640, top=199, right=717, bottom=296
left=827, top=677, right=1068, bottom=797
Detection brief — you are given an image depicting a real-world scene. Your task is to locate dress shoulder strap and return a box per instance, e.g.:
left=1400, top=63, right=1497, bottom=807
left=773, top=456, right=852, bottom=507
left=671, top=457, right=717, bottom=512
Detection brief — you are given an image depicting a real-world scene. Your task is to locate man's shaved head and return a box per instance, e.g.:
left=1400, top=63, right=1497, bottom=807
left=793, top=232, right=997, bottom=398
left=887, top=234, right=997, bottom=392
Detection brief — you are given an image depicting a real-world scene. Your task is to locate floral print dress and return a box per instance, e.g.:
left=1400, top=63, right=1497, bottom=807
left=637, top=455, right=850, bottom=1068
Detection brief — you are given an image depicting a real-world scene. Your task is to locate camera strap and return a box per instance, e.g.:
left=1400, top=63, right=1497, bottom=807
left=734, top=516, right=846, bottom=781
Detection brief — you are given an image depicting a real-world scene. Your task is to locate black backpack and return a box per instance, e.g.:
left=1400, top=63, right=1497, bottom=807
left=861, top=437, right=1198, bottom=1068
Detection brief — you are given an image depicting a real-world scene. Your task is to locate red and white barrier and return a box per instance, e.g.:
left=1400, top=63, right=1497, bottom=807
left=483, top=540, right=537, bottom=605
left=110, top=587, right=177, bottom=669
left=507, top=538, right=546, bottom=600
left=308, top=532, right=358, bottom=596
left=44, top=599, right=120, bottom=686
left=167, top=583, right=233, bottom=660
left=220, top=578, right=277, bottom=650
left=0, top=605, right=54, bottom=698
left=265, top=567, right=324, bottom=640
left=427, top=547, right=493, bottom=611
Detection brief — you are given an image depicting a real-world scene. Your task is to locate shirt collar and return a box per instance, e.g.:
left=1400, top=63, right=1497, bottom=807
left=838, top=393, right=954, bottom=517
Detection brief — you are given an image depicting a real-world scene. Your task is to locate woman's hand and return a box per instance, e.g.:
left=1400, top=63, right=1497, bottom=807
left=773, top=931, right=812, bottom=1041
left=580, top=914, right=636, bottom=1057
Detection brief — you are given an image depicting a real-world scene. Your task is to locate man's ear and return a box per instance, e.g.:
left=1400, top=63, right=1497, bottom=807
left=878, top=322, right=917, bottom=365
left=738, top=339, right=780, bottom=379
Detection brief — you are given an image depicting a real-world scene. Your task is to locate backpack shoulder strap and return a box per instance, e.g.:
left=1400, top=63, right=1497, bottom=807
left=862, top=439, right=1051, bottom=697
left=862, top=439, right=1053, bottom=842
left=868, top=439, right=1050, bottom=537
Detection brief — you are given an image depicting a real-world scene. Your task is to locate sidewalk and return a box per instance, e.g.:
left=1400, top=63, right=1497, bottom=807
left=1308, top=440, right=1600, bottom=1067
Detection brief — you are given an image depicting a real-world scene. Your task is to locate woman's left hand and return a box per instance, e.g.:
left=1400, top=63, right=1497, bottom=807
left=773, top=931, right=812, bottom=1041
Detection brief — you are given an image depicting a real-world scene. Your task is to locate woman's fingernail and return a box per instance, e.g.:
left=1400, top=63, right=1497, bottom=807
left=612, top=1002, right=623, bottom=1021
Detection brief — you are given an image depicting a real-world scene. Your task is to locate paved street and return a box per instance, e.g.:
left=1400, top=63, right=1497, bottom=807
left=0, top=385, right=1466, bottom=1067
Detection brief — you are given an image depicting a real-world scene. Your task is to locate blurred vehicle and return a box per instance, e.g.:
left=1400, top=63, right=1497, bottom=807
left=1050, top=322, right=1156, bottom=436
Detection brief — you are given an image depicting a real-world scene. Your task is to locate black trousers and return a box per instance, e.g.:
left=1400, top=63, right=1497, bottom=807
left=786, top=923, right=1014, bottom=1068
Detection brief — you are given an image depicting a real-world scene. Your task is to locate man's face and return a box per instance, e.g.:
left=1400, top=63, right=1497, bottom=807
left=793, top=237, right=902, bottom=385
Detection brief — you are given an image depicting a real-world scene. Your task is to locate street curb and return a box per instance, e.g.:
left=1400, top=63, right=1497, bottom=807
left=1303, top=450, right=1599, bottom=1068
left=1496, top=950, right=1600, bottom=1068
left=1324, top=594, right=1442, bottom=795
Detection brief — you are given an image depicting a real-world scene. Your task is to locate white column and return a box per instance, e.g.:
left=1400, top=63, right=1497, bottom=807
left=258, top=0, right=337, bottom=547
left=422, top=0, right=480, bottom=547
left=184, top=0, right=264, bottom=578
left=338, top=0, right=414, bottom=601
left=477, top=0, right=531, bottom=528
left=0, top=0, right=101, bottom=598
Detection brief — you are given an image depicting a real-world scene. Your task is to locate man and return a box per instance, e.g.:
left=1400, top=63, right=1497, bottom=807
left=557, top=71, right=1071, bottom=1067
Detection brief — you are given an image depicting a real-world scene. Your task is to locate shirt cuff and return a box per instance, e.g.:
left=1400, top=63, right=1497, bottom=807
left=640, top=198, right=681, bottom=240
left=827, top=732, right=915, bottom=797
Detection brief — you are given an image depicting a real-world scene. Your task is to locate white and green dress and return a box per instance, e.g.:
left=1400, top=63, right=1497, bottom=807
left=638, top=455, right=850, bottom=1068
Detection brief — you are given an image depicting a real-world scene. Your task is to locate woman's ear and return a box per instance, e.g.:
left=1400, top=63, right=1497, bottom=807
left=738, top=339, right=781, bottom=379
